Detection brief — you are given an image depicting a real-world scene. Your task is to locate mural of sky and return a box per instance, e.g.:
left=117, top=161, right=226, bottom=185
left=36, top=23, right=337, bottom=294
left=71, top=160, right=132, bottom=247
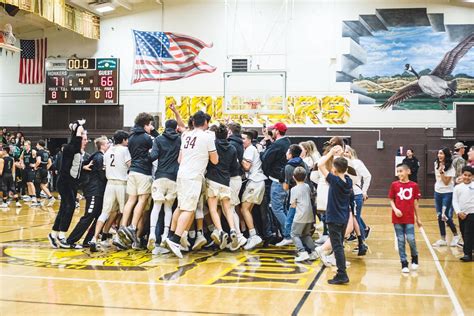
left=359, top=27, right=474, bottom=77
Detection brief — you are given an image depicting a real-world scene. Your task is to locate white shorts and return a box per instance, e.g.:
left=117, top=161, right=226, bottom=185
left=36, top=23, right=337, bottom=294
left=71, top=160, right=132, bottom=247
left=177, top=176, right=203, bottom=212
left=206, top=179, right=231, bottom=200
left=102, top=180, right=127, bottom=217
left=152, top=178, right=177, bottom=202
left=229, top=176, right=242, bottom=206
left=242, top=180, right=265, bottom=205
left=127, top=172, right=152, bottom=196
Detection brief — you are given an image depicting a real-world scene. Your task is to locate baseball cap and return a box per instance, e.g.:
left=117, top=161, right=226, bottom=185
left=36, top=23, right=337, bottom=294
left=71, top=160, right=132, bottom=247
left=454, top=142, right=467, bottom=150
left=270, top=122, right=288, bottom=133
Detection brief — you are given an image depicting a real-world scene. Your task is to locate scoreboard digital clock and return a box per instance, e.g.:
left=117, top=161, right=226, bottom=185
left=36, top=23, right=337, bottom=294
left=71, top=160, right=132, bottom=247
left=45, top=58, right=119, bottom=105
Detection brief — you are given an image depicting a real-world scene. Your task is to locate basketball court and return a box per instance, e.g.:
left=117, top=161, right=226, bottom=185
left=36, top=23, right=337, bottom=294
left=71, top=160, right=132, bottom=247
left=0, top=198, right=472, bottom=315
left=1, top=0, right=474, bottom=315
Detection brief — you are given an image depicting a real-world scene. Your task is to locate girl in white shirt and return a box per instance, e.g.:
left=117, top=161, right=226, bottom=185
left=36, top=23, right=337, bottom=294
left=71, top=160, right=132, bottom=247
left=433, top=147, right=460, bottom=247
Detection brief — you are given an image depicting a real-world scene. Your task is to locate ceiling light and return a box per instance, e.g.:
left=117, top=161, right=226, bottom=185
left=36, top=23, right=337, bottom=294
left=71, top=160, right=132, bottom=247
left=93, top=3, right=116, bottom=13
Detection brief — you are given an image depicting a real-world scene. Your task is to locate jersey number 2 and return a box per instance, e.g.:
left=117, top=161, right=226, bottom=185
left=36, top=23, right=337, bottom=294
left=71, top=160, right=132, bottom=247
left=183, top=136, right=197, bottom=149
left=110, top=154, right=115, bottom=167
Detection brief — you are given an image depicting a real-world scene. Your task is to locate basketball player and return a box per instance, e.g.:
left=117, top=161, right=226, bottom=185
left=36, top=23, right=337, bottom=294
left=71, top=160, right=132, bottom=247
left=0, top=147, right=20, bottom=207
left=21, top=140, right=39, bottom=206
left=89, top=131, right=131, bottom=252
left=118, top=113, right=157, bottom=248
left=34, top=140, right=55, bottom=206
left=48, top=120, right=87, bottom=249
left=166, top=111, right=218, bottom=258
left=61, top=136, right=109, bottom=248
left=206, top=124, right=240, bottom=250
left=240, top=131, right=267, bottom=250
left=147, top=119, right=181, bottom=251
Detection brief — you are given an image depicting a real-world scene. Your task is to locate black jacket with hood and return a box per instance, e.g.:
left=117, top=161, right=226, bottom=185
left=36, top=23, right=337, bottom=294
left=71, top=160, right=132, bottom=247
left=128, top=125, right=155, bottom=176
left=206, top=139, right=240, bottom=186
left=150, top=127, right=181, bottom=181
left=228, top=133, right=244, bottom=177
left=261, top=136, right=291, bottom=182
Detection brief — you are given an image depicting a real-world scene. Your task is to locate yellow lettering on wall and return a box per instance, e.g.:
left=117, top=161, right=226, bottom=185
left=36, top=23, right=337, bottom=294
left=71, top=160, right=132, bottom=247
left=321, top=96, right=350, bottom=124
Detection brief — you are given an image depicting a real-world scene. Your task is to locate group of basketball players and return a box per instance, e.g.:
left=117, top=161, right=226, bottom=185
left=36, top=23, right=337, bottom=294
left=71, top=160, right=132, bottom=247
left=0, top=137, right=56, bottom=209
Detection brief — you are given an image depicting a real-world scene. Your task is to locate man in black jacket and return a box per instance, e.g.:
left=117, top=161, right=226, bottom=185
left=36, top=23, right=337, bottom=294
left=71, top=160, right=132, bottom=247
left=48, top=120, right=88, bottom=248
left=119, top=112, right=158, bottom=248
left=62, top=136, right=109, bottom=248
left=261, top=122, right=291, bottom=242
left=207, top=124, right=240, bottom=250
left=148, top=119, right=181, bottom=252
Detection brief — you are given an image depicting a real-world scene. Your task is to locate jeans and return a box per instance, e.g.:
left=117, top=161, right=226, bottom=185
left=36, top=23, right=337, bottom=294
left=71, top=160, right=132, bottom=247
left=52, top=176, right=77, bottom=232
left=354, top=194, right=367, bottom=232
left=394, top=224, right=418, bottom=263
left=327, top=222, right=347, bottom=276
left=284, top=207, right=296, bottom=240
left=270, top=181, right=289, bottom=239
left=434, top=192, right=458, bottom=237
left=460, top=214, right=474, bottom=258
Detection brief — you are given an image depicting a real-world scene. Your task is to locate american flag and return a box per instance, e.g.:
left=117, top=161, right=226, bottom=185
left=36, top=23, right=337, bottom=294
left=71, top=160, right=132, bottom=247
left=19, top=38, right=47, bottom=84
left=132, top=30, right=216, bottom=83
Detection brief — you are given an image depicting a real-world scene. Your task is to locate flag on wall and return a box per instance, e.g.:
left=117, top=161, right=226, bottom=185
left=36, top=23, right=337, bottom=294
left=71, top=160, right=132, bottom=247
left=132, top=30, right=216, bottom=83
left=19, top=38, right=47, bottom=84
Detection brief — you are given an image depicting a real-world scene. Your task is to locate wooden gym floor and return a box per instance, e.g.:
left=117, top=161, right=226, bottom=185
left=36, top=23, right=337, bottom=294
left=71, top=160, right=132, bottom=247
left=0, top=198, right=472, bottom=315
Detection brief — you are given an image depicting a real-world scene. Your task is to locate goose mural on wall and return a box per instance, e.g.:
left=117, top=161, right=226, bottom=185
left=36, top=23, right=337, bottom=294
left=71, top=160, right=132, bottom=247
left=378, top=32, right=474, bottom=110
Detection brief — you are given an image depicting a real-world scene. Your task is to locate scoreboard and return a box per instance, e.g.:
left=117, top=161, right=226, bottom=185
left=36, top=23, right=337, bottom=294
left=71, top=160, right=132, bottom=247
left=45, top=58, right=119, bottom=105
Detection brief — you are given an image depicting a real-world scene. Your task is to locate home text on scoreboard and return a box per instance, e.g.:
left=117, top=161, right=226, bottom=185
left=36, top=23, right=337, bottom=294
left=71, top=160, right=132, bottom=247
left=45, top=58, right=119, bottom=105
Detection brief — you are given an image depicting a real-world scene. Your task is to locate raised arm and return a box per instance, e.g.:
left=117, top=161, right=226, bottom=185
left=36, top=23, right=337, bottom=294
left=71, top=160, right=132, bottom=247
left=318, top=145, right=341, bottom=178
left=170, top=102, right=186, bottom=132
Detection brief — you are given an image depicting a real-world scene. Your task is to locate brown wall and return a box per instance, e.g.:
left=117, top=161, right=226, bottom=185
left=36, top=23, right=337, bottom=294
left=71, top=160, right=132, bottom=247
left=3, top=124, right=472, bottom=198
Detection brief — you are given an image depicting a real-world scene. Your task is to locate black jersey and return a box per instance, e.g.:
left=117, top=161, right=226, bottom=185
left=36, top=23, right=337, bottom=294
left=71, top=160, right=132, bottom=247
left=23, top=149, right=34, bottom=170
left=36, top=149, right=50, bottom=169
left=3, top=156, right=14, bottom=174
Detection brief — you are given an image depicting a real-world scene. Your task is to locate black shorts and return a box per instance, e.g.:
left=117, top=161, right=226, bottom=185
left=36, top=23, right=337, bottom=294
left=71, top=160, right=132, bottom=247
left=36, top=169, right=49, bottom=184
left=25, top=169, right=36, bottom=183
left=2, top=174, right=15, bottom=194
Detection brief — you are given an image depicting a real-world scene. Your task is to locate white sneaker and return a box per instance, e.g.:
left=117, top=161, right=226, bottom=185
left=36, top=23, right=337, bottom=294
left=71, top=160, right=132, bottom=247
left=0, top=203, right=8, bottom=208
left=147, top=236, right=156, bottom=251
left=432, top=239, right=448, bottom=247
left=152, top=246, right=170, bottom=255
left=15, top=202, right=22, bottom=207
left=275, top=238, right=293, bottom=247
left=229, top=234, right=246, bottom=251
left=411, top=263, right=419, bottom=271
left=295, top=251, right=310, bottom=262
left=315, top=247, right=332, bottom=267
left=244, top=235, right=263, bottom=250
left=31, top=201, right=41, bottom=207
left=450, top=236, right=460, bottom=247
left=211, top=229, right=221, bottom=244
left=237, top=234, right=247, bottom=248
left=47, top=197, right=56, bottom=207
left=192, top=234, right=207, bottom=251
left=327, top=253, right=337, bottom=266
left=165, top=239, right=183, bottom=258
left=309, top=251, right=319, bottom=261
left=315, top=235, right=329, bottom=245
left=402, top=267, right=410, bottom=273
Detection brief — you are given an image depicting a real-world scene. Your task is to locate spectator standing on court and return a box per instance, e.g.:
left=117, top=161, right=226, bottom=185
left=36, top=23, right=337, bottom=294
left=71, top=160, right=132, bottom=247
left=402, top=149, right=420, bottom=183
left=453, top=166, right=474, bottom=262
left=261, top=122, right=291, bottom=244
left=452, top=142, right=467, bottom=184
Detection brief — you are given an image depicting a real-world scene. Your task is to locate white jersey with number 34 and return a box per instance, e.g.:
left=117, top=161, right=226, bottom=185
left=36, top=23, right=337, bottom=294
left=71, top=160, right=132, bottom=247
left=177, top=128, right=216, bottom=179
left=104, top=145, right=131, bottom=181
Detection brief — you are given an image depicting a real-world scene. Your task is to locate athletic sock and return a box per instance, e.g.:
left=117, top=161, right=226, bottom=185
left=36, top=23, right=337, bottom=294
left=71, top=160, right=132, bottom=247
left=189, top=230, right=196, bottom=239
left=207, top=224, right=215, bottom=232
left=197, top=229, right=203, bottom=237
left=51, top=231, right=58, bottom=238
left=170, top=234, right=181, bottom=244
left=163, top=226, right=170, bottom=239
left=249, top=229, right=256, bottom=237
left=357, top=235, right=364, bottom=247
left=58, top=232, right=66, bottom=239
left=168, top=230, right=175, bottom=238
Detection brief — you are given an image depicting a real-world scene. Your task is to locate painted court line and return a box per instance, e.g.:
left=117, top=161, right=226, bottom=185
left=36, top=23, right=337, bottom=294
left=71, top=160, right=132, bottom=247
left=0, top=274, right=450, bottom=298
left=420, top=227, right=464, bottom=316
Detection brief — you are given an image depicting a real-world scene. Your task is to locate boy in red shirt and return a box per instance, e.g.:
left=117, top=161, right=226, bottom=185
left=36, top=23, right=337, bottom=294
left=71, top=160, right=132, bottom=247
left=389, top=163, right=423, bottom=273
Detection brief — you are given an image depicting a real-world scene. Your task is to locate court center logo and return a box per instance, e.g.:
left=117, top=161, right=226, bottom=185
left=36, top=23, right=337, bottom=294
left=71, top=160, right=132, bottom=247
left=1, top=238, right=319, bottom=285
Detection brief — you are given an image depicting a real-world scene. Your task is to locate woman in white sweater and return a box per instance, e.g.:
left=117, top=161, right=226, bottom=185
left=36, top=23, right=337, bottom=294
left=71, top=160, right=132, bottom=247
left=344, top=145, right=372, bottom=238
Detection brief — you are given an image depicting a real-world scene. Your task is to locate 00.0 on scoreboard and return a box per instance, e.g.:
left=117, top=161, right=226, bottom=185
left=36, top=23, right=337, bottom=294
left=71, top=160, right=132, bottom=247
left=45, top=58, right=119, bottom=105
